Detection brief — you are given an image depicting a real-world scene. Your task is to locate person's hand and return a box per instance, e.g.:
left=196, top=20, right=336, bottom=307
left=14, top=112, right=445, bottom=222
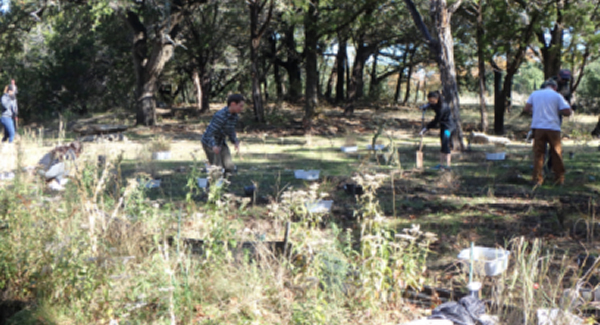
left=419, top=128, right=427, bottom=136
left=234, top=142, right=240, bottom=153
left=212, top=146, right=221, bottom=154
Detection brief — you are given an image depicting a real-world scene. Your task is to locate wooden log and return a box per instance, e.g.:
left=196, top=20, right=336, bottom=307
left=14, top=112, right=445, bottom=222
left=72, top=124, right=129, bottom=135
left=469, top=131, right=511, bottom=145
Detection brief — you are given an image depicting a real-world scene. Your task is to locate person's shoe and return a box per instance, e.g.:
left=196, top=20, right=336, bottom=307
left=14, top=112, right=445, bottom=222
left=431, top=164, right=444, bottom=170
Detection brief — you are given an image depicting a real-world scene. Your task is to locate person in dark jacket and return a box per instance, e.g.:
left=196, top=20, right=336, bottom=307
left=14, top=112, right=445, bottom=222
left=419, top=91, right=456, bottom=170
left=201, top=94, right=245, bottom=175
left=1, top=83, right=18, bottom=143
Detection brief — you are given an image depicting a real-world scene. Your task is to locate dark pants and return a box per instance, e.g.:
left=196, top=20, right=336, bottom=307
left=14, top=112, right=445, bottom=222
left=440, top=128, right=452, bottom=154
left=1, top=116, right=15, bottom=143
left=202, top=142, right=235, bottom=173
left=533, top=129, right=565, bottom=185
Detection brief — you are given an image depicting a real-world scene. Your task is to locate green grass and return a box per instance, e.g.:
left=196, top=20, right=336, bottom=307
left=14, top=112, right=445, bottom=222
left=0, top=104, right=599, bottom=324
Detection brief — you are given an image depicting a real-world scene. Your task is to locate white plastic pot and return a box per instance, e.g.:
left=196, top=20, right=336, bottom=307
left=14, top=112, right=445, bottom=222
left=197, top=178, right=208, bottom=188
left=458, top=246, right=510, bottom=276
left=486, top=152, right=506, bottom=161
left=366, top=144, right=385, bottom=151
left=145, top=179, right=161, bottom=189
left=306, top=200, right=333, bottom=213
left=152, top=151, right=172, bottom=160
left=341, top=146, right=358, bottom=153
left=294, top=170, right=320, bottom=180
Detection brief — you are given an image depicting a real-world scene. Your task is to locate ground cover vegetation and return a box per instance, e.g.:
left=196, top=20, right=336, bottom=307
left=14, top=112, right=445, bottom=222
left=1, top=0, right=600, bottom=324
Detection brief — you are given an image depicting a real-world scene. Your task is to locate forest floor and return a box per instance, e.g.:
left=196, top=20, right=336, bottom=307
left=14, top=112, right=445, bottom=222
left=2, top=102, right=600, bottom=324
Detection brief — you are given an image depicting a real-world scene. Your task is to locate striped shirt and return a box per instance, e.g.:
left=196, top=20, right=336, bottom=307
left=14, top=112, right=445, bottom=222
left=201, top=106, right=239, bottom=148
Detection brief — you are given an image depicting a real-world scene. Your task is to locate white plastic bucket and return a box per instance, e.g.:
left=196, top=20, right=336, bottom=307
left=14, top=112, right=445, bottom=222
left=458, top=246, right=510, bottom=276
left=294, top=170, right=320, bottom=180
left=341, top=146, right=358, bottom=153
left=366, top=144, right=385, bottom=151
left=152, top=151, right=172, bottom=160
left=485, top=152, right=506, bottom=161
left=306, top=200, right=333, bottom=213
left=197, top=178, right=208, bottom=188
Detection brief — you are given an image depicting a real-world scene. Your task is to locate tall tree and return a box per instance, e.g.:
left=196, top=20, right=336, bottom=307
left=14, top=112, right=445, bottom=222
left=248, top=0, right=274, bottom=123
left=403, top=0, right=466, bottom=150
left=121, top=0, right=207, bottom=126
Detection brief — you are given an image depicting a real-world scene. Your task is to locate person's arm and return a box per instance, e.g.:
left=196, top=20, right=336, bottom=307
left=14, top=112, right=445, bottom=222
left=523, top=103, right=533, bottom=114
left=558, top=95, right=572, bottom=116
left=426, top=111, right=441, bottom=129
left=228, top=119, right=239, bottom=145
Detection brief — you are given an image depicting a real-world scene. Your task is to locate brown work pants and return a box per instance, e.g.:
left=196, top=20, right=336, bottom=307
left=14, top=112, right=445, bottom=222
left=202, top=142, right=235, bottom=173
left=532, top=129, right=564, bottom=185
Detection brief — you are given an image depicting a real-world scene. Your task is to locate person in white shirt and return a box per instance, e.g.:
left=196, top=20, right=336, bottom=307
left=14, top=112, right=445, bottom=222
left=523, top=79, right=572, bottom=186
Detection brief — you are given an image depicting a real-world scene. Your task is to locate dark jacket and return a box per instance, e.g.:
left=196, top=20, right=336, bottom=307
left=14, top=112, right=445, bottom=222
left=201, top=106, right=239, bottom=148
left=426, top=101, right=455, bottom=133
left=1, top=93, right=17, bottom=118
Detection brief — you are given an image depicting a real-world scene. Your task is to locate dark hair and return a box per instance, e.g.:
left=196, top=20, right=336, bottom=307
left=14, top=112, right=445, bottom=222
left=227, top=94, right=245, bottom=106
left=427, top=91, right=441, bottom=99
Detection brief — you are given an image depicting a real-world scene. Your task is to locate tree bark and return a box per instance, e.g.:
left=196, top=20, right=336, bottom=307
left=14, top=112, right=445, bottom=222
left=404, top=0, right=466, bottom=150
left=492, top=65, right=503, bottom=135
left=281, top=24, right=302, bottom=102
left=369, top=52, right=379, bottom=98
left=536, top=1, right=564, bottom=79
left=303, top=0, right=319, bottom=122
left=193, top=69, right=202, bottom=111
left=476, top=0, right=488, bottom=132
left=394, top=44, right=409, bottom=103
left=248, top=0, right=274, bottom=123
left=348, top=38, right=376, bottom=101
left=336, top=37, right=347, bottom=103
left=126, top=11, right=180, bottom=126
left=403, top=45, right=416, bottom=105
left=414, top=79, right=420, bottom=105
left=269, top=33, right=283, bottom=102
left=325, top=56, right=337, bottom=100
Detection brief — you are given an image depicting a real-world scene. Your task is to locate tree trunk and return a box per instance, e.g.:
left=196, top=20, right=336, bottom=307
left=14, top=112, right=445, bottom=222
left=403, top=46, right=416, bottom=105
left=283, top=25, right=302, bottom=102
left=200, top=71, right=211, bottom=113
left=303, top=0, right=319, bottom=122
left=369, top=52, right=379, bottom=98
left=249, top=2, right=265, bottom=123
left=348, top=39, right=375, bottom=101
left=325, top=56, right=337, bottom=100
left=476, top=0, right=488, bottom=132
left=493, top=67, right=503, bottom=134
left=432, top=1, right=465, bottom=150
left=404, top=0, right=466, bottom=150
left=414, top=79, right=420, bottom=105
left=193, top=69, right=202, bottom=111
left=336, top=37, right=347, bottom=103
left=126, top=11, right=178, bottom=126
left=537, top=2, right=564, bottom=79
left=269, top=33, right=284, bottom=101
left=394, top=44, right=409, bottom=103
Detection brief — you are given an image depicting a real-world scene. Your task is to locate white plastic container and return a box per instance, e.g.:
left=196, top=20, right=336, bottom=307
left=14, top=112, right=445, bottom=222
left=294, top=170, right=320, bottom=180
left=458, top=246, right=510, bottom=276
left=486, top=152, right=506, bottom=161
left=366, top=144, right=385, bottom=151
left=341, top=146, right=358, bottom=153
left=152, top=151, right=172, bottom=160
left=306, top=200, right=333, bottom=213
left=145, top=179, right=161, bottom=189
left=197, top=178, right=208, bottom=188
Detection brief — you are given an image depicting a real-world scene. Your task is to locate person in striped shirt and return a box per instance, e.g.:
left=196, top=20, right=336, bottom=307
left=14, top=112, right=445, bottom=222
left=201, top=94, right=245, bottom=174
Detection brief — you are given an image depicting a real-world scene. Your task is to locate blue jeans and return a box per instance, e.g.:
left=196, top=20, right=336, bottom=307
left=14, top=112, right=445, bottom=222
left=1, top=116, right=15, bottom=143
